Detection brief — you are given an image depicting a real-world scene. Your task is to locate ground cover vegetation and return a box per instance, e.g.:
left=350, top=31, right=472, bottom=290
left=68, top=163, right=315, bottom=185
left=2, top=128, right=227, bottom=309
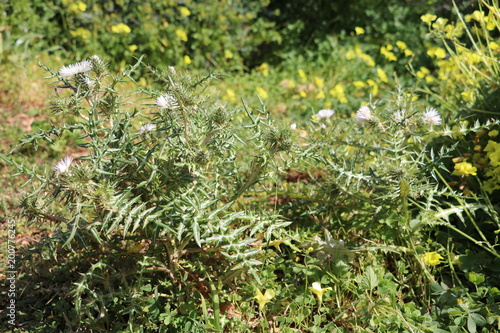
left=1, top=0, right=500, bottom=332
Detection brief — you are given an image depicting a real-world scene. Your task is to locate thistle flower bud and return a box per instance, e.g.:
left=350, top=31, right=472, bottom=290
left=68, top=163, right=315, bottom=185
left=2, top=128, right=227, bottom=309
left=48, top=95, right=78, bottom=115
left=90, top=55, right=108, bottom=76
left=208, top=107, right=230, bottom=127
left=264, top=127, right=293, bottom=153
left=193, top=149, right=210, bottom=165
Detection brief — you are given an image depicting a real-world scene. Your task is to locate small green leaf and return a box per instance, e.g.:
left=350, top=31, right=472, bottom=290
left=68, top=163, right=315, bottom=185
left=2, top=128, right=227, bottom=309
left=467, top=314, right=477, bottom=333
left=469, top=313, right=486, bottom=326
left=466, top=272, right=485, bottom=285
left=193, top=221, right=201, bottom=247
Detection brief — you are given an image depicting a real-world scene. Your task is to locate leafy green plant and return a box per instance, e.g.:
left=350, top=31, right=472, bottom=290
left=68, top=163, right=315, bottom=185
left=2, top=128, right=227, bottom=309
left=1, top=55, right=295, bottom=331
left=3, top=0, right=281, bottom=72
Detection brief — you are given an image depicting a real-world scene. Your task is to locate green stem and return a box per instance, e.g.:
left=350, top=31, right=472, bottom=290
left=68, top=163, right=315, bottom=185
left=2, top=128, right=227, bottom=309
left=446, top=223, right=500, bottom=259
left=209, top=280, right=221, bottom=331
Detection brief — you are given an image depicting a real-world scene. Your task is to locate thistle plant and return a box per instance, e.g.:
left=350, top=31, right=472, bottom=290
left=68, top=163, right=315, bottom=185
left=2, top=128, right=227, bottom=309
left=302, top=92, right=445, bottom=232
left=1, top=56, right=293, bottom=331
left=295, top=92, right=458, bottom=294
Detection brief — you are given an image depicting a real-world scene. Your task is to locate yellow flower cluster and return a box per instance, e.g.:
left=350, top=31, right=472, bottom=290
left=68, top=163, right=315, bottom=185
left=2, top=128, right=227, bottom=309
left=416, top=66, right=434, bottom=83
left=379, top=42, right=414, bottom=62
left=420, top=6, right=500, bottom=108
left=380, top=44, right=397, bottom=61
left=111, top=23, right=131, bottom=34
left=329, top=84, right=348, bottom=104
left=63, top=0, right=86, bottom=13
left=465, top=10, right=497, bottom=31
left=345, top=44, right=375, bottom=67
left=70, top=28, right=91, bottom=41
left=483, top=140, right=500, bottom=193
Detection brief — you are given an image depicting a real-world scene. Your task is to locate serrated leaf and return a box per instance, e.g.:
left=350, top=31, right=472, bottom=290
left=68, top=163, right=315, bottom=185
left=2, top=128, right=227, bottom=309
left=358, top=266, right=379, bottom=291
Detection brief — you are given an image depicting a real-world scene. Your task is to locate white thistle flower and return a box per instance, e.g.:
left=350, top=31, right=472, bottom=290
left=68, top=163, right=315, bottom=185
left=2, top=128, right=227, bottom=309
left=155, top=94, right=179, bottom=109
left=137, top=123, right=157, bottom=135
left=290, top=123, right=297, bottom=130
left=59, top=60, right=92, bottom=77
left=356, top=105, right=373, bottom=123
left=83, top=77, right=96, bottom=89
left=423, top=107, right=441, bottom=125
left=315, top=109, right=334, bottom=119
left=54, top=156, right=74, bottom=174
left=394, top=109, right=406, bottom=123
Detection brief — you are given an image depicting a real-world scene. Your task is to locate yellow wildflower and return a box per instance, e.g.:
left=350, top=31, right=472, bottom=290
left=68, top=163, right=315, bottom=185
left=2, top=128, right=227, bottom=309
left=355, top=27, right=365, bottom=35
left=361, top=54, right=375, bottom=66
left=309, top=282, right=332, bottom=305
left=452, top=161, right=477, bottom=176
left=489, top=130, right=499, bottom=138
left=314, top=77, right=324, bottom=88
left=175, top=28, right=188, bottom=42
left=461, top=90, right=475, bottom=103
left=179, top=6, right=191, bottom=17
left=421, top=13, right=437, bottom=25
left=396, top=41, right=407, bottom=50
left=256, top=87, right=268, bottom=100
left=329, top=84, right=348, bottom=103
left=366, top=79, right=378, bottom=96
left=485, top=141, right=500, bottom=166
left=469, top=10, right=485, bottom=22
left=427, top=47, right=446, bottom=59
left=380, top=46, right=397, bottom=61
left=254, top=289, right=275, bottom=311
left=111, top=23, right=131, bottom=34
left=68, top=1, right=86, bottom=13
left=257, top=63, right=269, bottom=76
left=226, top=88, right=236, bottom=103
left=485, top=14, right=496, bottom=30
left=377, top=68, right=389, bottom=83
left=128, top=44, right=138, bottom=52
left=315, top=90, right=325, bottom=100
left=416, top=67, right=430, bottom=78
left=345, top=48, right=356, bottom=60
left=432, top=18, right=449, bottom=31
left=353, top=81, right=366, bottom=88
left=298, top=69, right=307, bottom=82
left=423, top=252, right=444, bottom=266
left=224, top=49, right=234, bottom=59
left=70, top=28, right=91, bottom=41
left=183, top=55, right=192, bottom=66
